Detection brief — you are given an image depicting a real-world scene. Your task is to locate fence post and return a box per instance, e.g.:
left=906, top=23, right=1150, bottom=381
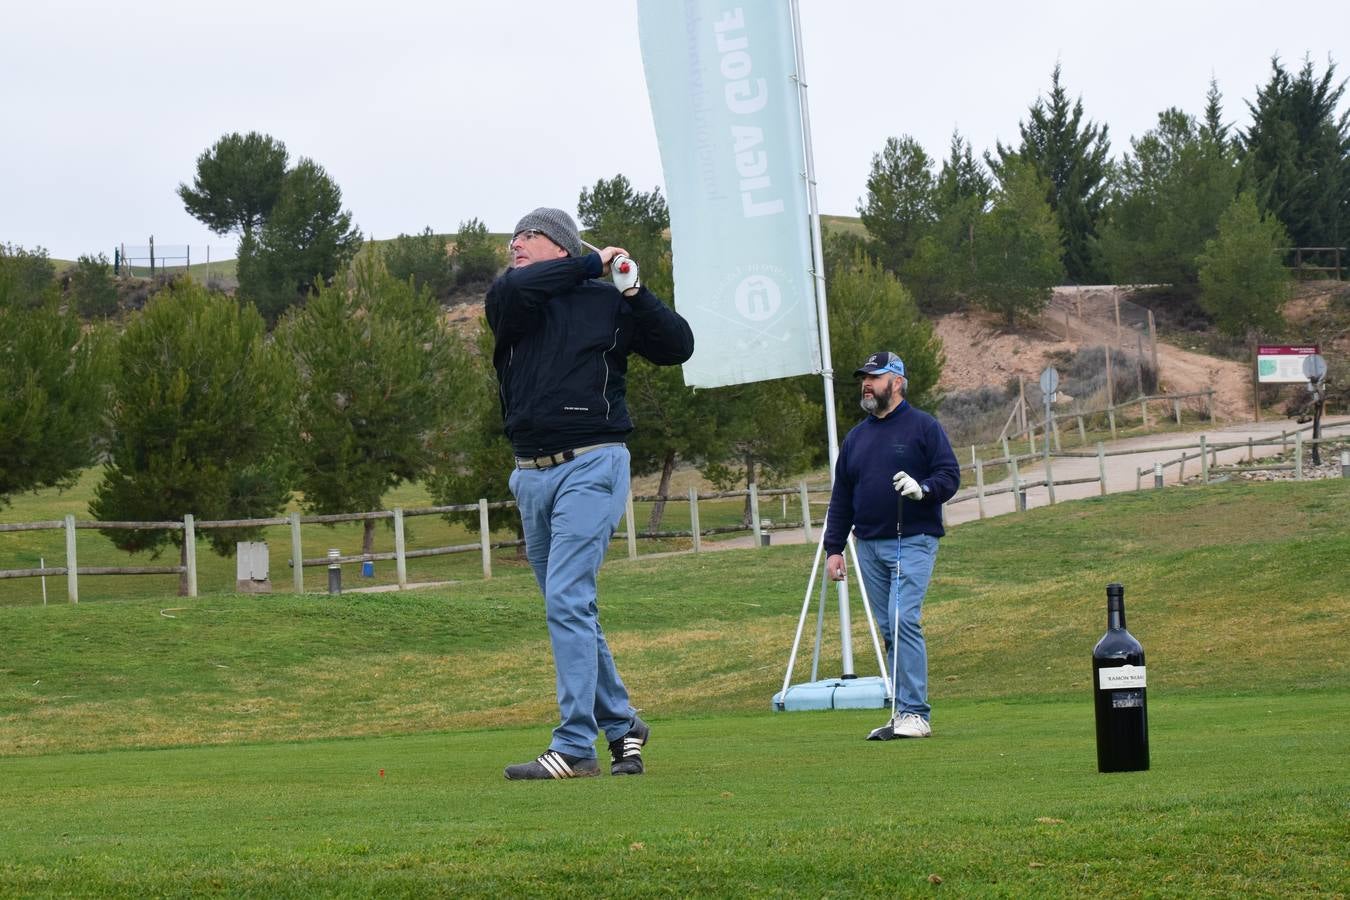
left=749, top=483, right=763, bottom=547
left=1206, top=390, right=1215, bottom=423
left=1200, top=436, right=1210, bottom=484
left=1294, top=432, right=1304, bottom=480
left=1010, top=457, right=1024, bottom=513
left=689, top=487, right=702, bottom=553
left=289, top=512, right=304, bottom=594
left=1281, top=430, right=1288, bottom=453
left=1001, top=436, right=1010, bottom=460
left=798, top=480, right=813, bottom=543
left=1179, top=452, right=1186, bottom=481
left=1097, top=442, right=1107, bottom=495
left=64, top=514, right=78, bottom=604
left=624, top=491, right=638, bottom=559
left=1108, top=407, right=1117, bottom=441
left=184, top=514, right=197, bottom=598
left=1140, top=398, right=1149, bottom=428
left=1247, top=437, right=1254, bottom=463
left=1045, top=452, right=1056, bottom=505
left=393, top=508, right=407, bottom=590
left=1104, top=344, right=1115, bottom=408
left=478, top=499, right=492, bottom=579
left=975, top=458, right=986, bottom=519
left=1148, top=309, right=1159, bottom=375
left=1077, top=415, right=1086, bottom=445
left=1173, top=399, right=1182, bottom=425
left=1051, top=415, right=1062, bottom=453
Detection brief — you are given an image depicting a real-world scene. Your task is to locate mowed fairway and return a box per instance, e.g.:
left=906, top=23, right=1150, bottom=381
left=2, top=480, right=1347, bottom=896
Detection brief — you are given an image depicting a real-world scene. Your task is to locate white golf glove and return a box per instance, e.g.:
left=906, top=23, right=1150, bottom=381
left=612, top=255, right=640, bottom=296
left=892, top=470, right=924, bottom=500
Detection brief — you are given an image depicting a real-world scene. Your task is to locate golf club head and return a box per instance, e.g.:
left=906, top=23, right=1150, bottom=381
left=866, top=722, right=898, bottom=741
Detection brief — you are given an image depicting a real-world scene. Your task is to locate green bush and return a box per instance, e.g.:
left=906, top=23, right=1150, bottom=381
left=0, top=243, right=56, bottom=309
left=381, top=227, right=454, bottom=297
left=451, top=218, right=502, bottom=286
left=68, top=253, right=119, bottom=318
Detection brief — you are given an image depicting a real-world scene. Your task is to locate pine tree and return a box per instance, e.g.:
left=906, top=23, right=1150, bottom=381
left=1239, top=56, right=1350, bottom=251
left=991, top=64, right=1111, bottom=283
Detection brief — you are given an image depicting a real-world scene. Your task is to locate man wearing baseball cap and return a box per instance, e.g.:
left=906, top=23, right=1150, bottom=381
left=822, top=350, right=960, bottom=739
left=488, top=207, right=694, bottom=780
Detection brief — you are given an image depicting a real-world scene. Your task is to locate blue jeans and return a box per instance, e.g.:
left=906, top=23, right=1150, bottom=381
left=508, top=445, right=636, bottom=759
left=854, top=534, right=939, bottom=720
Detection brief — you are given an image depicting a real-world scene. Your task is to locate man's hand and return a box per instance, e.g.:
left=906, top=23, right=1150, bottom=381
left=612, top=255, right=640, bottom=296
left=892, top=470, right=924, bottom=500
left=596, top=246, right=629, bottom=274
left=826, top=553, right=847, bottom=581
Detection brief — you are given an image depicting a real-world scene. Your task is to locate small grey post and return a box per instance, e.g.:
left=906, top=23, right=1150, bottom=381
left=327, top=548, right=341, bottom=595
left=1040, top=367, right=1059, bottom=504
left=1341, top=450, right=1349, bottom=479
left=1153, top=462, right=1164, bottom=489
left=289, top=512, right=304, bottom=594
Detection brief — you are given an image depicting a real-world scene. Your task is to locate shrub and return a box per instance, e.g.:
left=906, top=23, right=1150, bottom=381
left=381, top=227, right=454, bottom=297
left=69, top=253, right=119, bottom=318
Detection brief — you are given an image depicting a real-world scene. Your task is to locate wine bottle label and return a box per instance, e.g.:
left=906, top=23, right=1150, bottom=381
left=1097, top=664, right=1146, bottom=690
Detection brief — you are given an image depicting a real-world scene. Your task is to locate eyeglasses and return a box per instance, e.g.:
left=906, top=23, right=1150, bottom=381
left=509, top=229, right=547, bottom=248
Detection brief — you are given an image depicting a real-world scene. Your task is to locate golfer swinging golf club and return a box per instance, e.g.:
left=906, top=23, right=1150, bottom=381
left=488, top=207, right=694, bottom=779
left=822, top=352, right=960, bottom=740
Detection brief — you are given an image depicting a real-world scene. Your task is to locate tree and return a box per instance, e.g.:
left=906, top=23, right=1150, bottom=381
left=1196, top=192, right=1291, bottom=337
left=857, top=136, right=937, bottom=274
left=1239, top=56, right=1350, bottom=251
left=970, top=159, right=1065, bottom=326
left=280, top=255, right=470, bottom=555
left=902, top=132, right=992, bottom=312
left=91, top=282, right=295, bottom=592
left=178, top=131, right=289, bottom=237
left=991, top=64, right=1111, bottom=282
left=0, top=243, right=56, bottom=309
left=0, top=289, right=111, bottom=505
left=1097, top=87, right=1240, bottom=290
left=451, top=218, right=503, bottom=287
left=424, top=326, right=520, bottom=543
left=382, top=227, right=454, bottom=298
left=823, top=246, right=945, bottom=431
left=236, top=158, right=363, bottom=323
left=68, top=252, right=120, bottom=318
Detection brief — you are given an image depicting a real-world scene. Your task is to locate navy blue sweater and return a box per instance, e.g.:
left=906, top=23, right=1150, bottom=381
left=823, top=401, right=961, bottom=554
left=486, top=253, right=694, bottom=457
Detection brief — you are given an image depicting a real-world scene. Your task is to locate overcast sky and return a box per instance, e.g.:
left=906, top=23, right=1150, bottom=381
left=2, top=0, right=1345, bottom=262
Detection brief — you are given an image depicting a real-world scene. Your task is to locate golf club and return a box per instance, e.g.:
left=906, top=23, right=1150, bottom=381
left=867, top=489, right=906, bottom=740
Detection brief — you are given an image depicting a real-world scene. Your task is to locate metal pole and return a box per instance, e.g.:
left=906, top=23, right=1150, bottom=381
left=327, top=548, right=341, bottom=595
left=790, top=0, right=853, bottom=676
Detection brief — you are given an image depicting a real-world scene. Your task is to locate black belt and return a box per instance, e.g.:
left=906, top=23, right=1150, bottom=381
left=515, top=442, right=624, bottom=470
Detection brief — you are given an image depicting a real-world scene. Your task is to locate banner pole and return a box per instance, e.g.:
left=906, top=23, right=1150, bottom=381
left=789, top=0, right=853, bottom=677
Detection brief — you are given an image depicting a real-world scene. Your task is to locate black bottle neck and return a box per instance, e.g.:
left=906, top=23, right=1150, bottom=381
left=1107, top=586, right=1126, bottom=630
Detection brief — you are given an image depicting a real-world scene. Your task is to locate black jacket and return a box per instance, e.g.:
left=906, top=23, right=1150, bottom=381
left=486, top=253, right=694, bottom=457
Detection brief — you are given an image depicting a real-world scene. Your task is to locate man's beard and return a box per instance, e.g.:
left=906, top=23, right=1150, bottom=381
left=860, top=383, right=893, bottom=414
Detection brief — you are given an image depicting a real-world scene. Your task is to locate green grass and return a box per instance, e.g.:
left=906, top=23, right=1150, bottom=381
left=1, top=480, right=1347, bottom=895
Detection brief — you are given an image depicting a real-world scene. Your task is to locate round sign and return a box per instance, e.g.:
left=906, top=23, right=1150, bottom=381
left=1302, top=353, right=1327, bottom=381
left=1039, top=367, right=1059, bottom=396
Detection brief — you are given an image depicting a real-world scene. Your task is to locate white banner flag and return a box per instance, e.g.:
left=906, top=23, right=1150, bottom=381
left=637, top=0, right=821, bottom=388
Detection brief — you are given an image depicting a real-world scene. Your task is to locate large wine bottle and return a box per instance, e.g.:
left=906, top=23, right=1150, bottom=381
left=1092, top=582, right=1149, bottom=772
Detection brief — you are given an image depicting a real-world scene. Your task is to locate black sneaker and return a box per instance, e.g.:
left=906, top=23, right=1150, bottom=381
left=504, top=750, right=600, bottom=780
left=608, top=716, right=650, bottom=775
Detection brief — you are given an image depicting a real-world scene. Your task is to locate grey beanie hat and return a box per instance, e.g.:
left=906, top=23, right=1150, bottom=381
left=513, top=207, right=582, bottom=258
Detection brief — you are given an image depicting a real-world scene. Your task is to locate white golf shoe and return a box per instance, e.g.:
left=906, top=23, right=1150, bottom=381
left=892, top=713, right=932, bottom=738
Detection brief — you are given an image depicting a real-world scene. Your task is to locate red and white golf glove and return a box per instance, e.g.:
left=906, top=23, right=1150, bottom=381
left=892, top=470, right=924, bottom=500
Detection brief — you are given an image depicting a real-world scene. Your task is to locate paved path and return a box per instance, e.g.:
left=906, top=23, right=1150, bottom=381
left=713, top=417, right=1350, bottom=550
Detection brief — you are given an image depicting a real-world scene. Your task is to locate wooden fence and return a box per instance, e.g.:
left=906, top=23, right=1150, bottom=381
left=3, top=418, right=1346, bottom=604
left=0, top=484, right=829, bottom=604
